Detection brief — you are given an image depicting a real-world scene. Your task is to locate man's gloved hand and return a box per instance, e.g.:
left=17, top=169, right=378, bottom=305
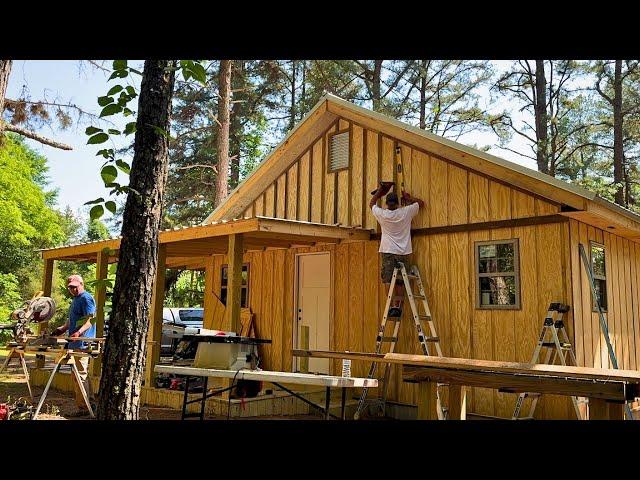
left=70, top=331, right=81, bottom=339
left=402, top=191, right=411, bottom=202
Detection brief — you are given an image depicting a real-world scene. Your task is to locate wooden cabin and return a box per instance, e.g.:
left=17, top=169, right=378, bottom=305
left=39, top=94, right=640, bottom=419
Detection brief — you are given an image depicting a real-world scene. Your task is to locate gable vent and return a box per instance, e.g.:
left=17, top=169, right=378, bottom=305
left=329, top=131, right=350, bottom=171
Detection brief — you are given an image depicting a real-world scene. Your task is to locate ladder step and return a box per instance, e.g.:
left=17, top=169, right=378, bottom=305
left=405, top=274, right=419, bottom=280
left=541, top=342, right=572, bottom=349
left=418, top=314, right=431, bottom=320
left=410, top=294, right=426, bottom=300
left=380, top=336, right=398, bottom=342
left=422, top=336, right=439, bottom=342
left=515, top=416, right=535, bottom=420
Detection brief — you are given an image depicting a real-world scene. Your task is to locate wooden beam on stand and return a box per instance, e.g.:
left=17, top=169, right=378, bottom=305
left=226, top=234, right=244, bottom=333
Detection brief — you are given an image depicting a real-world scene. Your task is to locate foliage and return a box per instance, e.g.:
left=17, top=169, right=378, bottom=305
left=164, top=270, right=204, bottom=307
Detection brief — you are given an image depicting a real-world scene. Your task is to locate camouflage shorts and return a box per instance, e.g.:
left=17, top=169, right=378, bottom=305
left=380, top=253, right=410, bottom=284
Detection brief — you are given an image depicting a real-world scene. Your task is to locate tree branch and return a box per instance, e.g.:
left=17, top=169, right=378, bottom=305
left=2, top=122, right=72, bottom=150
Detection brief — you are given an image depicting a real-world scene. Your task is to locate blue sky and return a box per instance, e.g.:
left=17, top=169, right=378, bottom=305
left=4, top=60, right=534, bottom=222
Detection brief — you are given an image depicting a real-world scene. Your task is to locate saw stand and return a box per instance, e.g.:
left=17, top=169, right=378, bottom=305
left=0, top=345, right=34, bottom=401
left=32, top=348, right=99, bottom=419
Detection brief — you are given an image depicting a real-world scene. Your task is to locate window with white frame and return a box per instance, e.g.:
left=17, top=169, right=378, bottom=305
left=475, top=239, right=520, bottom=309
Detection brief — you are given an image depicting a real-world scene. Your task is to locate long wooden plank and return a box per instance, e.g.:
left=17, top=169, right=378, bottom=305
left=490, top=226, right=515, bottom=418
left=364, top=130, right=379, bottom=230
left=363, top=241, right=380, bottom=356
left=411, top=149, right=430, bottom=228
left=429, top=157, right=448, bottom=227
left=286, top=163, right=298, bottom=220
left=609, top=232, right=622, bottom=368
left=536, top=222, right=571, bottom=418
left=568, top=220, right=585, bottom=367
left=155, top=365, right=378, bottom=388
left=324, top=125, right=337, bottom=224
left=271, top=249, right=285, bottom=371
left=255, top=194, right=265, bottom=217
left=402, top=365, right=629, bottom=402
left=283, top=249, right=295, bottom=372
left=489, top=181, right=512, bottom=221
left=311, top=139, right=324, bottom=223
left=261, top=250, right=274, bottom=369
left=334, top=244, right=350, bottom=375
left=295, top=350, right=640, bottom=383
left=469, top=228, right=492, bottom=415
left=633, top=243, right=640, bottom=371
left=264, top=184, right=275, bottom=218
left=298, top=151, right=310, bottom=222
left=622, top=238, right=633, bottom=369
left=448, top=164, right=468, bottom=225
left=348, top=243, right=364, bottom=379
left=276, top=174, right=286, bottom=218
left=468, top=173, right=488, bottom=224
left=351, top=126, right=364, bottom=228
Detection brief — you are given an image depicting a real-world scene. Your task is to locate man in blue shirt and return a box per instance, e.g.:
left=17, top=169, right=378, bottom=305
left=52, top=274, right=96, bottom=415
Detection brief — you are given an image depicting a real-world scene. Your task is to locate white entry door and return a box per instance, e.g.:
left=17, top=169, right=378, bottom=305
left=296, top=252, right=331, bottom=374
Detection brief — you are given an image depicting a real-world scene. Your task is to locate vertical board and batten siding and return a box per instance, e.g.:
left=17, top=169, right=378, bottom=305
left=568, top=219, right=640, bottom=374
left=208, top=114, right=640, bottom=418
left=241, top=116, right=560, bottom=230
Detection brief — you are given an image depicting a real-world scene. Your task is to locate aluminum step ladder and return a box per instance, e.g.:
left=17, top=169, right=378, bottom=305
left=512, top=303, right=584, bottom=420
left=354, top=261, right=446, bottom=420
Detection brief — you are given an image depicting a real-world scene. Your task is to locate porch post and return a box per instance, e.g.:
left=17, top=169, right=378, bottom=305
left=203, top=256, right=215, bottom=329
left=37, top=258, right=55, bottom=367
left=90, top=248, right=109, bottom=376
left=145, top=244, right=167, bottom=387
left=226, top=234, right=244, bottom=333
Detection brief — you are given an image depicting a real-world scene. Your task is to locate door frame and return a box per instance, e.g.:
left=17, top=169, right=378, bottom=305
left=293, top=250, right=333, bottom=373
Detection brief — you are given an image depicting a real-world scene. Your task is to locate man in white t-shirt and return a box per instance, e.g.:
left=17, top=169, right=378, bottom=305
left=369, top=185, right=424, bottom=317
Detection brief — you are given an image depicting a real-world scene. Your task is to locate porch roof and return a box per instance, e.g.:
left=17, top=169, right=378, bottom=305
left=39, top=216, right=372, bottom=268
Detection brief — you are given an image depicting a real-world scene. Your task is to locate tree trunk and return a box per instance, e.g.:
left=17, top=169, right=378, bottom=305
left=288, top=60, right=297, bottom=131
left=613, top=59, right=625, bottom=206
left=534, top=60, right=549, bottom=174
left=97, top=60, right=175, bottom=420
left=214, top=60, right=232, bottom=208
left=419, top=60, right=427, bottom=129
left=372, top=60, right=383, bottom=112
left=0, top=60, right=13, bottom=138
left=229, top=60, right=244, bottom=189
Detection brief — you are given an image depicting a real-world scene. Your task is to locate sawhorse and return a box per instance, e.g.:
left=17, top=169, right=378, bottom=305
left=0, top=346, right=33, bottom=401
left=32, top=349, right=95, bottom=419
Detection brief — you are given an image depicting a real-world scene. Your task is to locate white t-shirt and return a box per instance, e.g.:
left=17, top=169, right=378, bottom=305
left=371, top=203, right=420, bottom=255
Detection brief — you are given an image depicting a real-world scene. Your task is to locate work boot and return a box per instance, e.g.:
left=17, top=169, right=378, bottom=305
left=387, top=307, right=402, bottom=318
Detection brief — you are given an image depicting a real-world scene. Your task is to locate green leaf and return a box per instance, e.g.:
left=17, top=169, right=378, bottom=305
left=100, top=103, right=122, bottom=117
left=98, top=96, right=114, bottom=107
left=105, top=201, right=117, bottom=214
left=84, top=197, right=105, bottom=205
left=89, top=205, right=104, bottom=220
left=107, top=85, right=123, bottom=96
left=85, top=126, right=103, bottom=135
left=125, top=86, right=136, bottom=96
left=115, top=159, right=131, bottom=174
left=123, top=108, right=134, bottom=117
left=87, top=133, right=109, bottom=144
left=96, top=149, right=113, bottom=159
left=108, top=129, right=121, bottom=135
left=124, top=122, right=136, bottom=135
left=108, top=70, right=129, bottom=80
left=128, top=67, right=142, bottom=75
left=113, top=60, right=127, bottom=70
left=191, top=62, right=207, bottom=84
left=100, top=165, right=118, bottom=184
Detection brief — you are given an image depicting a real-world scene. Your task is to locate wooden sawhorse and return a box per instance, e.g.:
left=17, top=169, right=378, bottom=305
left=0, top=346, right=34, bottom=401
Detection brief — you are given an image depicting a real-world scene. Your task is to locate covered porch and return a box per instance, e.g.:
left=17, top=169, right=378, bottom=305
left=36, top=216, right=371, bottom=412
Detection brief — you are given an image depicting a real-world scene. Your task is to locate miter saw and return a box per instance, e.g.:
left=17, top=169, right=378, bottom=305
left=0, top=292, right=57, bottom=345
